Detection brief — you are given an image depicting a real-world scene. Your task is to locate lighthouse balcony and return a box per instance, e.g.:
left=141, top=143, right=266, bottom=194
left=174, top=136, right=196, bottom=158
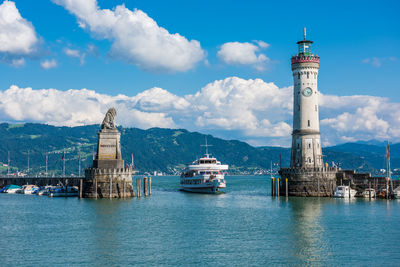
left=291, top=55, right=319, bottom=64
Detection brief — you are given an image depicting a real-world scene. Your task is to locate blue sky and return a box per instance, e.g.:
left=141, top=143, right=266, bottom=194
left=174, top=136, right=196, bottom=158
left=0, top=0, right=399, bottom=146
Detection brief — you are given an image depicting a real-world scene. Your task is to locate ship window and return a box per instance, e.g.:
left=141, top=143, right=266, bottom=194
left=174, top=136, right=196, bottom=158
left=308, top=120, right=310, bottom=127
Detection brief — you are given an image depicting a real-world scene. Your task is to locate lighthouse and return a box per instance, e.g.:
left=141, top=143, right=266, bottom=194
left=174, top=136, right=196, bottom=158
left=279, top=28, right=337, bottom=197
left=290, top=28, right=323, bottom=168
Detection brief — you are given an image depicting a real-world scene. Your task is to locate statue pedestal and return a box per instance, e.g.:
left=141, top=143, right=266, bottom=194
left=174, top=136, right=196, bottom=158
left=83, top=124, right=134, bottom=198
left=83, top=168, right=134, bottom=198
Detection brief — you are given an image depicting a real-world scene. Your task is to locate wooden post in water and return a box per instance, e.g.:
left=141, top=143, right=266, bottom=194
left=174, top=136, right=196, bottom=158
left=271, top=178, right=275, bottom=196
left=149, top=177, right=152, bottom=195
left=144, top=177, right=148, bottom=196
left=277, top=178, right=280, bottom=197
left=79, top=178, right=83, bottom=199
left=95, top=177, right=98, bottom=199
left=109, top=176, right=113, bottom=198
left=369, top=181, right=371, bottom=200
left=285, top=178, right=288, bottom=197
left=136, top=178, right=141, bottom=198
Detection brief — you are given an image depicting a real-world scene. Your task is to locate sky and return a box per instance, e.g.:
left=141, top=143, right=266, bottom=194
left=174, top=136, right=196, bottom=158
left=0, top=0, right=399, bottom=147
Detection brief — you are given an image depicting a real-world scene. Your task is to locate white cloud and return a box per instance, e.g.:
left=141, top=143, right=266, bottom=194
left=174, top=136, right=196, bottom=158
left=217, top=41, right=270, bottom=71
left=362, top=57, right=397, bottom=68
left=11, top=58, right=25, bottom=67
left=64, top=48, right=85, bottom=64
left=53, top=0, right=205, bottom=72
left=0, top=1, right=39, bottom=65
left=1, top=77, right=400, bottom=146
left=320, top=94, right=397, bottom=143
left=0, top=85, right=175, bottom=129
left=40, top=59, right=58, bottom=69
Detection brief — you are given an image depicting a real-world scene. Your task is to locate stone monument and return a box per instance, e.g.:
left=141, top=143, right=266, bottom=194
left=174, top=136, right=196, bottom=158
left=83, top=108, right=134, bottom=198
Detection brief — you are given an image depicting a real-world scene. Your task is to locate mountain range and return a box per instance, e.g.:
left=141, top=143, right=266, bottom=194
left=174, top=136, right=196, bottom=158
left=0, top=123, right=396, bottom=176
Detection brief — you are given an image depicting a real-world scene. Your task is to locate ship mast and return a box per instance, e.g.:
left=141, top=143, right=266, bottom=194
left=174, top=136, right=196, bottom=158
left=201, top=137, right=212, bottom=158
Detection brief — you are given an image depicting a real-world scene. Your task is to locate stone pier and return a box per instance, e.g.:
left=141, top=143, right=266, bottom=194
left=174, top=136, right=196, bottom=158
left=83, top=168, right=134, bottom=198
left=279, top=167, right=338, bottom=197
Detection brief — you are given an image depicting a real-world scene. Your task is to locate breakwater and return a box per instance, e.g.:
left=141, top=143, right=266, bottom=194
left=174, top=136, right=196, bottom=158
left=0, top=176, right=151, bottom=198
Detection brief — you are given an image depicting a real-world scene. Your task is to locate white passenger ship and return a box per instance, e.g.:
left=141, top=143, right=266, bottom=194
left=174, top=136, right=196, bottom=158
left=180, top=140, right=228, bottom=193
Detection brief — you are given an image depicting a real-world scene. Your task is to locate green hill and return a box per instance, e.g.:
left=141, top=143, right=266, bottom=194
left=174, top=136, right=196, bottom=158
left=0, top=123, right=397, bottom=176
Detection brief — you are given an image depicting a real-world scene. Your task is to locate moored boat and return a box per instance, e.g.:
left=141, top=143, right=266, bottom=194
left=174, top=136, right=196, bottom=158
left=334, top=186, right=357, bottom=198
left=1, top=184, right=21, bottom=194
left=180, top=139, right=228, bottom=193
left=361, top=188, right=376, bottom=198
left=49, top=186, right=78, bottom=197
left=393, top=187, right=400, bottom=199
left=23, top=185, right=39, bottom=195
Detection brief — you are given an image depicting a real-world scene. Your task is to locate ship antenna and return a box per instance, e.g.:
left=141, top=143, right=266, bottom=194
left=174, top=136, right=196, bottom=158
left=201, top=136, right=212, bottom=158
left=303, top=27, right=306, bottom=40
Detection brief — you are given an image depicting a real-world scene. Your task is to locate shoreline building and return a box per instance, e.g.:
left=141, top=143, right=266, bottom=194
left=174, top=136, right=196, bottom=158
left=279, top=29, right=338, bottom=196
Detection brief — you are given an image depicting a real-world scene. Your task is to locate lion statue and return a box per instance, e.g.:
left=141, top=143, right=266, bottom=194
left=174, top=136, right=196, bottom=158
left=101, top=107, right=117, bottom=129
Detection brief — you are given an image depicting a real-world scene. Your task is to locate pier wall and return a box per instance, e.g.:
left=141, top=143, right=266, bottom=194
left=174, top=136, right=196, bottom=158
left=83, top=167, right=134, bottom=198
left=279, top=167, right=338, bottom=197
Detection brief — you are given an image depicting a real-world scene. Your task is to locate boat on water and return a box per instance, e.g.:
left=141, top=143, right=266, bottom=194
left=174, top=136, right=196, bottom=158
left=361, top=188, right=376, bottom=198
left=1, top=184, right=21, bottom=194
left=334, top=186, right=357, bottom=198
left=37, top=186, right=54, bottom=196
left=49, top=186, right=78, bottom=197
left=393, top=187, right=400, bottom=199
left=180, top=139, right=228, bottom=193
left=23, top=185, right=39, bottom=195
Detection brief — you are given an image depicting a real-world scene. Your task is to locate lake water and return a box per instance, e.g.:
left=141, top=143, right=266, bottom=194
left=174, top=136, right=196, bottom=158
left=0, top=175, right=399, bottom=266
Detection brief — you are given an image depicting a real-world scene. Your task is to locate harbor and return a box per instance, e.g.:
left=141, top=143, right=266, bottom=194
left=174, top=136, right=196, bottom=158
left=1, top=175, right=399, bottom=266
left=0, top=176, right=152, bottom=198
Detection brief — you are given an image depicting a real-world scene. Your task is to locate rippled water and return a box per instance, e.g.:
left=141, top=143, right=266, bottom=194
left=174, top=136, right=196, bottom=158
left=0, top=176, right=399, bottom=266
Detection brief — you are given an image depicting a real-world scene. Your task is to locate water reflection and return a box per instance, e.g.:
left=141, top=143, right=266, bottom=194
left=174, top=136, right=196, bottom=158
left=89, top=199, right=132, bottom=265
left=285, top=198, right=332, bottom=266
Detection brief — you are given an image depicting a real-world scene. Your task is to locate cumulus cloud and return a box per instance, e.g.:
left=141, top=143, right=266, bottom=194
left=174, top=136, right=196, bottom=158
left=0, top=85, right=175, bottom=129
left=40, top=59, right=58, bottom=69
left=217, top=41, right=270, bottom=71
left=320, top=94, right=398, bottom=144
left=64, top=48, right=85, bottom=64
left=53, top=0, right=205, bottom=72
left=0, top=1, right=40, bottom=65
left=1, top=77, right=399, bottom=146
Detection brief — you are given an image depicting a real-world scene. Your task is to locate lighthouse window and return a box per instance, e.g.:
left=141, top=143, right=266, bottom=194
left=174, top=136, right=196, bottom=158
left=308, top=120, right=310, bottom=127
left=308, top=144, right=311, bottom=148
left=307, top=72, right=309, bottom=79
left=309, top=158, right=311, bottom=163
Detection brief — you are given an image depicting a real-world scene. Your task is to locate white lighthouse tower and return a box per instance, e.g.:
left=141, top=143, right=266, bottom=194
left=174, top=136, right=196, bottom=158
left=279, top=28, right=337, bottom=197
left=290, top=28, right=323, bottom=168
